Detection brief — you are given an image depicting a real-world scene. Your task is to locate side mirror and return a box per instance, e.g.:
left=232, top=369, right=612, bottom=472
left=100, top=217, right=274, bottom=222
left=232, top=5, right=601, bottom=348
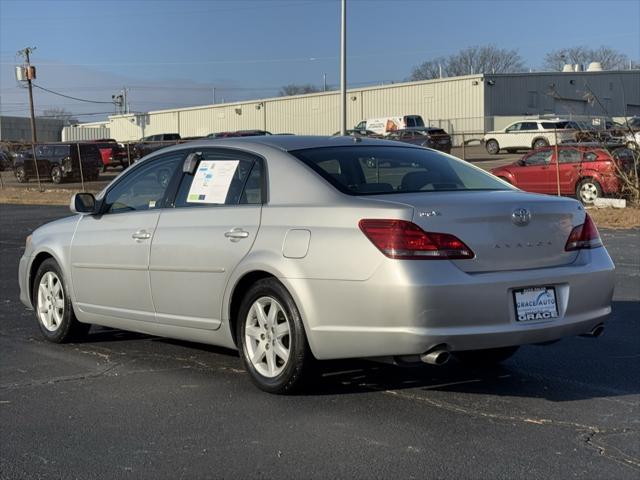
left=70, top=192, right=96, bottom=214
left=517, top=159, right=526, bottom=166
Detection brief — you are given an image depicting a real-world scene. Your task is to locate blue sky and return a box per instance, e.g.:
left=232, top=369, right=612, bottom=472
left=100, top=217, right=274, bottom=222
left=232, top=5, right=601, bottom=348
left=1, top=0, right=639, bottom=120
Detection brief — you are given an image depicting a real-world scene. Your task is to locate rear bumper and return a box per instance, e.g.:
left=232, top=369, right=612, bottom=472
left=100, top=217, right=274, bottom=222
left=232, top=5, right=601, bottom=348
left=287, top=247, right=615, bottom=360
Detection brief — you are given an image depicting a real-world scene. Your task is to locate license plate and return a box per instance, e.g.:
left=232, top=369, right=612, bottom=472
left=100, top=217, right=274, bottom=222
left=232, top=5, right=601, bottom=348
left=438, top=139, right=449, bottom=145
left=513, top=287, right=558, bottom=322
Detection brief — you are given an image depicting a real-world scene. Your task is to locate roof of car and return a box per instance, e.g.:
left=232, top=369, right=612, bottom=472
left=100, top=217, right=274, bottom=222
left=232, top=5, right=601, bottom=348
left=160, top=135, right=417, bottom=153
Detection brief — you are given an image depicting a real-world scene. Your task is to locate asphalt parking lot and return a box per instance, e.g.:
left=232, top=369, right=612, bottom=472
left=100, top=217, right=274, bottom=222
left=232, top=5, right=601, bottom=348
left=0, top=204, right=638, bottom=479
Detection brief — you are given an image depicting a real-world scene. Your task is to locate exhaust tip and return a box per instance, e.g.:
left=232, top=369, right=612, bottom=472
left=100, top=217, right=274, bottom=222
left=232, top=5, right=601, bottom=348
left=580, top=323, right=605, bottom=338
left=420, top=345, right=451, bottom=366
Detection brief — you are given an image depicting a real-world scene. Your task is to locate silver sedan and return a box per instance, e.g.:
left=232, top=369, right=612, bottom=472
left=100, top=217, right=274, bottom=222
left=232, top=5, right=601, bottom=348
left=18, top=136, right=615, bottom=393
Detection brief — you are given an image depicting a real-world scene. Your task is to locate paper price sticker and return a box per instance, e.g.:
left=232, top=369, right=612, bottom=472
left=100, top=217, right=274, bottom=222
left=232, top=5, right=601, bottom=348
left=187, top=160, right=239, bottom=204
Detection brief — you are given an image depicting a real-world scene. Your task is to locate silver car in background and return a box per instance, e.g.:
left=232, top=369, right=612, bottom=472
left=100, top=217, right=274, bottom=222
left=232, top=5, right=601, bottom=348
left=18, top=136, right=615, bottom=393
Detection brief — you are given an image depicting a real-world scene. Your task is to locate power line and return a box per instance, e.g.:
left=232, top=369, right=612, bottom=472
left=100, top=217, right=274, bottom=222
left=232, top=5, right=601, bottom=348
left=32, top=84, right=115, bottom=104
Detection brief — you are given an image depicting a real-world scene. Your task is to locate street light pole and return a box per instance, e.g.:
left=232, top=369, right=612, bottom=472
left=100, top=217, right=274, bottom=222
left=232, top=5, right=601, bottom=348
left=339, top=0, right=347, bottom=135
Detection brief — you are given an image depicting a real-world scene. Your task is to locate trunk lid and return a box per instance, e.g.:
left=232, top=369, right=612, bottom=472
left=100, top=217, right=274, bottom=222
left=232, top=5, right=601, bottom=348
left=363, top=190, right=583, bottom=273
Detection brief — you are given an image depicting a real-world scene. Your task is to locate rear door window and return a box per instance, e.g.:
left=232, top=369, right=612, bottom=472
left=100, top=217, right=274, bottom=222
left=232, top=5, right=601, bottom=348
left=173, top=149, right=264, bottom=207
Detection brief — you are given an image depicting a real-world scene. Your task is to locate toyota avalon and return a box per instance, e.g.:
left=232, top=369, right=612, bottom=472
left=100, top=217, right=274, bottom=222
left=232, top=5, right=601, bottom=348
left=18, top=136, right=615, bottom=393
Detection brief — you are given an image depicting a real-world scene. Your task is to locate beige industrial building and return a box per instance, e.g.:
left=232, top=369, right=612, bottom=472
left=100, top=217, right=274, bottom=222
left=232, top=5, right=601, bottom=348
left=64, top=70, right=640, bottom=144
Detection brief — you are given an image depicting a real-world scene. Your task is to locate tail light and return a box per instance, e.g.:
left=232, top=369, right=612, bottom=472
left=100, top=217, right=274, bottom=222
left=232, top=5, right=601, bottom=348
left=359, top=219, right=474, bottom=260
left=565, top=213, right=602, bottom=251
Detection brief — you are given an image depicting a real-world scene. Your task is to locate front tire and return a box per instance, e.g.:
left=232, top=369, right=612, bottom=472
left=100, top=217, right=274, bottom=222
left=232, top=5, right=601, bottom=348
left=32, top=258, right=90, bottom=343
left=485, top=139, right=500, bottom=155
left=237, top=278, right=312, bottom=394
left=15, top=166, right=28, bottom=183
left=577, top=178, right=603, bottom=204
left=454, top=346, right=519, bottom=366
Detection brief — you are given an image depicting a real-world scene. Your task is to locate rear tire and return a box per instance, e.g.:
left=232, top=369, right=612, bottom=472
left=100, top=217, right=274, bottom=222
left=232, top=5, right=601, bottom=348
left=454, top=346, right=519, bottom=366
left=533, top=138, right=549, bottom=150
left=485, top=139, right=500, bottom=155
left=15, top=166, right=28, bottom=183
left=577, top=178, right=603, bottom=204
left=51, top=166, right=62, bottom=184
left=32, top=258, right=90, bottom=343
left=237, top=278, right=313, bottom=394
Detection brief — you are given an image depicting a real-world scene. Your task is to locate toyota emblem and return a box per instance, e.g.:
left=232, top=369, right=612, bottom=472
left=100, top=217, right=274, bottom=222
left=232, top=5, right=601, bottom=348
left=512, top=208, right=531, bottom=226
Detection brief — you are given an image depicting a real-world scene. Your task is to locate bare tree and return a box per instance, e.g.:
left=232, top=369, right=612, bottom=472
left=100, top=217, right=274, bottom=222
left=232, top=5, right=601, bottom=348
left=543, top=46, right=631, bottom=71
left=279, top=84, right=322, bottom=96
left=410, top=46, right=525, bottom=81
left=447, top=46, right=525, bottom=76
left=42, top=107, right=78, bottom=124
left=409, top=57, right=448, bottom=81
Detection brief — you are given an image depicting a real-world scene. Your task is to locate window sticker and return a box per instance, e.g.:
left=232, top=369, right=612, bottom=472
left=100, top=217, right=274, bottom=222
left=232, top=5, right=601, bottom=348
left=187, top=160, right=239, bottom=204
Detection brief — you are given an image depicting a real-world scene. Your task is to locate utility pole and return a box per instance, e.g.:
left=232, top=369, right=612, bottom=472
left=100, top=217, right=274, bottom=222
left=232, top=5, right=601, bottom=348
left=123, top=87, right=129, bottom=114
left=339, top=0, right=347, bottom=135
left=17, top=47, right=42, bottom=190
left=212, top=87, right=216, bottom=105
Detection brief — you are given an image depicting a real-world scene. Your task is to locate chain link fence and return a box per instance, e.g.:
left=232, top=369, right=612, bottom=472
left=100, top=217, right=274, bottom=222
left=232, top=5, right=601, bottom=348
left=2, top=120, right=638, bottom=204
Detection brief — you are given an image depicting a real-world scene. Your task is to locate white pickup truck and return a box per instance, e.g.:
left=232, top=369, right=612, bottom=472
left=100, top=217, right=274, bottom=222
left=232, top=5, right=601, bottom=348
left=483, top=120, right=577, bottom=154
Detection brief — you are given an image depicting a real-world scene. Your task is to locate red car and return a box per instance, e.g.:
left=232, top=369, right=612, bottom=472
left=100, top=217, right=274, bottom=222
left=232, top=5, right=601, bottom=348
left=490, top=145, right=633, bottom=204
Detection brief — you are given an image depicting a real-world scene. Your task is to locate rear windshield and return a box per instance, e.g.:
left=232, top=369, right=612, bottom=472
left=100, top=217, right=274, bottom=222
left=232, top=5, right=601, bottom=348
left=291, top=146, right=509, bottom=195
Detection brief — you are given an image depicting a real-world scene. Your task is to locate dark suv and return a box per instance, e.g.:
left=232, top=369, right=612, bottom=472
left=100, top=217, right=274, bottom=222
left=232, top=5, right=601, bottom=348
left=13, top=143, right=101, bottom=184
left=131, top=133, right=181, bottom=159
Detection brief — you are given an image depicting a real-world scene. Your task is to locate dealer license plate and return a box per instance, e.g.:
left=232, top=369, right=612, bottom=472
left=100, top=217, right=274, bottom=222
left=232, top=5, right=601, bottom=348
left=513, top=287, right=558, bottom=322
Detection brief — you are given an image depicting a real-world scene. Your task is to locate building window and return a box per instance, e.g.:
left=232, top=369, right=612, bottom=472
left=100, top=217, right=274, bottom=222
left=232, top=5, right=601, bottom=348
left=527, top=91, right=538, bottom=108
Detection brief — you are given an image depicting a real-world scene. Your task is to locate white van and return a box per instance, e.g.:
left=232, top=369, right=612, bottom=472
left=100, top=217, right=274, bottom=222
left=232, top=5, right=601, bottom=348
left=354, top=115, right=425, bottom=136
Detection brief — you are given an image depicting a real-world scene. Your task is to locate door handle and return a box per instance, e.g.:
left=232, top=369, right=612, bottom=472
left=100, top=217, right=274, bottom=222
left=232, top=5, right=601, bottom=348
left=225, top=228, right=250, bottom=241
left=132, top=230, right=152, bottom=240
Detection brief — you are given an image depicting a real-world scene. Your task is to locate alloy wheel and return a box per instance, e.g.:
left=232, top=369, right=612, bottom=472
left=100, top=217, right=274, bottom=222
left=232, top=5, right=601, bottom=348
left=580, top=182, right=599, bottom=203
left=244, top=296, right=291, bottom=378
left=37, top=271, right=65, bottom=332
left=51, top=167, right=62, bottom=184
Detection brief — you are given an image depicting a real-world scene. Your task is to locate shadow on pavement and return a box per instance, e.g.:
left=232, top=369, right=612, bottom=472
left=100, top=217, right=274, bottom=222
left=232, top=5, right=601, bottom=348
left=76, top=300, right=639, bottom=402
